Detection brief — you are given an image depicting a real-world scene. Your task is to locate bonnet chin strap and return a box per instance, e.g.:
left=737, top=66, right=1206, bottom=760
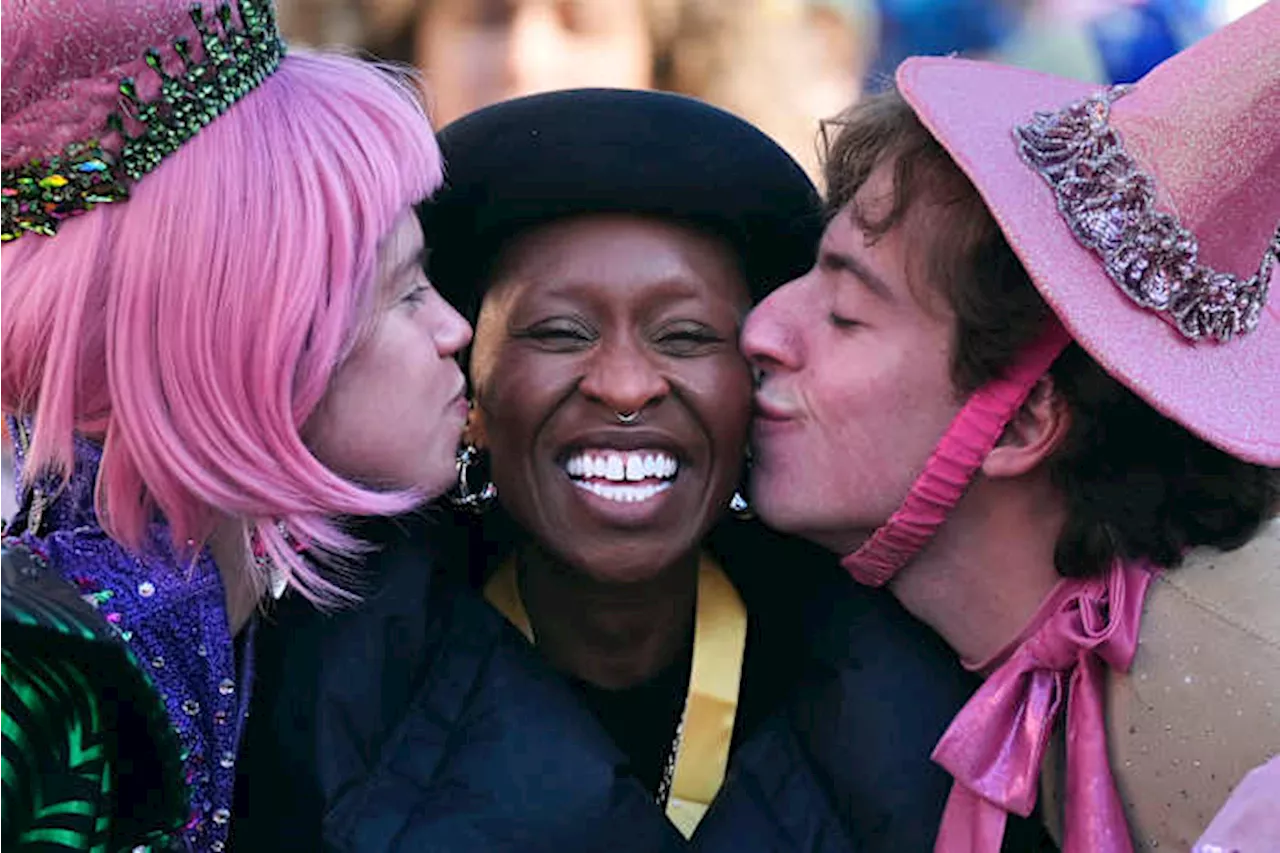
left=841, top=319, right=1074, bottom=586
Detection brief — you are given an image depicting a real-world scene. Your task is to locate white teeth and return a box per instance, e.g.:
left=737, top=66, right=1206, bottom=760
left=564, top=449, right=679, bottom=483
left=573, top=480, right=673, bottom=503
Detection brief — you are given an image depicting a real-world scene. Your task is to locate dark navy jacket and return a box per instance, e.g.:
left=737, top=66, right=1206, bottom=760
left=232, top=514, right=1052, bottom=852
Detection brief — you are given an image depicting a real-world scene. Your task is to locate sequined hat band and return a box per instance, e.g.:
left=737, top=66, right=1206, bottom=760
left=0, top=0, right=285, bottom=243
left=1015, top=85, right=1278, bottom=344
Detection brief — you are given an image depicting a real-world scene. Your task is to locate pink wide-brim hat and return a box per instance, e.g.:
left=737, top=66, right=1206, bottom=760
left=897, top=2, right=1280, bottom=466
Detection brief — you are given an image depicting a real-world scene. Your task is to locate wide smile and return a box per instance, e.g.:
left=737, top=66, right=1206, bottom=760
left=563, top=448, right=679, bottom=504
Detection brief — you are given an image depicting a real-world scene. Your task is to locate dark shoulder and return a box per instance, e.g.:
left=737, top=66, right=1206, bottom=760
left=234, top=511, right=461, bottom=845
left=323, top=588, right=682, bottom=852
left=705, top=521, right=976, bottom=850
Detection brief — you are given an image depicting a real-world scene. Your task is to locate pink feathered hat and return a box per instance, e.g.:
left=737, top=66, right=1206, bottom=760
left=897, top=3, right=1280, bottom=466
left=2, top=0, right=284, bottom=241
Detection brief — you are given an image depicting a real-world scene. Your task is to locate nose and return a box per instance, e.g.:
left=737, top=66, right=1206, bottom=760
left=741, top=273, right=809, bottom=374
left=578, top=337, right=669, bottom=417
left=430, top=290, right=473, bottom=357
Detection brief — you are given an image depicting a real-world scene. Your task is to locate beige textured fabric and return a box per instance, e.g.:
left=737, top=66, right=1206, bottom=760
left=1041, top=518, right=1280, bottom=850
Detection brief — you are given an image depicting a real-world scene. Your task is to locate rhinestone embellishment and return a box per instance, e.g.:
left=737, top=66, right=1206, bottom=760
left=1, top=0, right=285, bottom=242
left=1014, top=86, right=1277, bottom=343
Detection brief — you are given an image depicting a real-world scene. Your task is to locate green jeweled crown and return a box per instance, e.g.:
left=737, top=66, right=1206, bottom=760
left=0, top=0, right=285, bottom=243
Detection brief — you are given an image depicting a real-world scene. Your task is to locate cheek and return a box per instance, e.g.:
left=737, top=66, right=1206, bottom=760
left=303, top=366, right=378, bottom=476
left=801, top=346, right=916, bottom=459
left=318, top=321, right=422, bottom=435
left=717, top=370, right=754, bottom=437
left=689, top=356, right=754, bottom=455
left=385, top=314, right=434, bottom=384
left=828, top=351, right=959, bottom=492
left=478, top=349, right=561, bottom=420
left=475, top=362, right=560, bottom=486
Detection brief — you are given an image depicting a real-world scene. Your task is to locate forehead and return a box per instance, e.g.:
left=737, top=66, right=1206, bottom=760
left=375, top=212, right=424, bottom=289
left=822, top=158, right=955, bottom=318
left=378, top=211, right=424, bottom=268
left=485, top=213, right=750, bottom=311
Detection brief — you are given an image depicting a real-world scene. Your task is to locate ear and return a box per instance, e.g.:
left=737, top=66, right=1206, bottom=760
left=464, top=401, right=489, bottom=450
left=982, top=375, right=1070, bottom=480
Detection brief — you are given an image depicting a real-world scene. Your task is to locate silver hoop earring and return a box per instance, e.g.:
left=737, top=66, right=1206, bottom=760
left=449, top=444, right=498, bottom=514
left=729, top=446, right=754, bottom=520
left=616, top=410, right=641, bottom=425
left=250, top=520, right=297, bottom=600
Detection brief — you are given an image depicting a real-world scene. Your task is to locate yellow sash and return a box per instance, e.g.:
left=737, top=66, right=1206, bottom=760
left=483, top=553, right=747, bottom=838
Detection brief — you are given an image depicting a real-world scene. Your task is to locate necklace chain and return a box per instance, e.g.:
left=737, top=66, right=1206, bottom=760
left=656, top=702, right=688, bottom=807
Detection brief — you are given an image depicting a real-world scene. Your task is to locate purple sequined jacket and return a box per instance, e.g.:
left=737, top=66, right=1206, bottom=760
left=6, top=423, right=253, bottom=852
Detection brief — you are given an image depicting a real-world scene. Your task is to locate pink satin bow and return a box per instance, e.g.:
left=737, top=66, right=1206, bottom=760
left=932, top=559, right=1156, bottom=853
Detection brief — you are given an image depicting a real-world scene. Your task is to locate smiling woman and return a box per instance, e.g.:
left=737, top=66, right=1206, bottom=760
left=425, top=91, right=816, bottom=836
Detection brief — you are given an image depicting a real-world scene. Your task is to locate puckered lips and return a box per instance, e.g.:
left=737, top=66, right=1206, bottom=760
left=752, top=391, right=801, bottom=437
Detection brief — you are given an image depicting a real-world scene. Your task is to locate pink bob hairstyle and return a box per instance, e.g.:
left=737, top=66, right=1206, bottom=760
left=1, top=50, right=444, bottom=604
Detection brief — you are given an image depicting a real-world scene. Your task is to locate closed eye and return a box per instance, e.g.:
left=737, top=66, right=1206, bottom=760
left=402, top=283, right=431, bottom=306
left=654, top=322, right=725, bottom=356
left=514, top=319, right=597, bottom=351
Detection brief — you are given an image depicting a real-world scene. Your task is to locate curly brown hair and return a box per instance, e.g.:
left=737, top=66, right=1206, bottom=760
left=820, top=88, right=1278, bottom=578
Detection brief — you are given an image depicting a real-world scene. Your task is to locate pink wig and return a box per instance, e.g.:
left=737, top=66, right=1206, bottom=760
left=1, top=50, right=444, bottom=603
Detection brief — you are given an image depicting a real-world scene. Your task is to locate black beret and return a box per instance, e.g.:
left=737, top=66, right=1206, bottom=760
left=418, top=88, right=823, bottom=321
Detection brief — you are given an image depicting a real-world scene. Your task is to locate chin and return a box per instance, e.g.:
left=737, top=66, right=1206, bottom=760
left=748, top=480, right=802, bottom=530
left=568, top=544, right=693, bottom=586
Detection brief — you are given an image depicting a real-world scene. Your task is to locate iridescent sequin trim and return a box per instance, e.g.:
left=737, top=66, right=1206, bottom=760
left=0, top=0, right=284, bottom=243
left=1014, top=85, right=1278, bottom=344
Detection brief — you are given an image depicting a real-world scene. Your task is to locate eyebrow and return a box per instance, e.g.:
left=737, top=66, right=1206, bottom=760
left=819, top=248, right=894, bottom=302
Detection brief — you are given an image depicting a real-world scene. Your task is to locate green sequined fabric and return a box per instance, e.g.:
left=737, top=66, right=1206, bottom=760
left=1, top=541, right=187, bottom=851
left=2, top=648, right=115, bottom=851
left=0, top=0, right=284, bottom=243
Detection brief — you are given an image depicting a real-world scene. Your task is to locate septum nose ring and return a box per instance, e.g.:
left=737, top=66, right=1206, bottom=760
left=616, top=411, right=641, bottom=425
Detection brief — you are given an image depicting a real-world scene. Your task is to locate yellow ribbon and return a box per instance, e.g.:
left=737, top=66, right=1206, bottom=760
left=483, top=553, right=747, bottom=838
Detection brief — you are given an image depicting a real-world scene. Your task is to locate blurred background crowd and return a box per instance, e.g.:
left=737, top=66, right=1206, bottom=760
left=271, top=0, right=1264, bottom=180
left=0, top=0, right=1266, bottom=522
